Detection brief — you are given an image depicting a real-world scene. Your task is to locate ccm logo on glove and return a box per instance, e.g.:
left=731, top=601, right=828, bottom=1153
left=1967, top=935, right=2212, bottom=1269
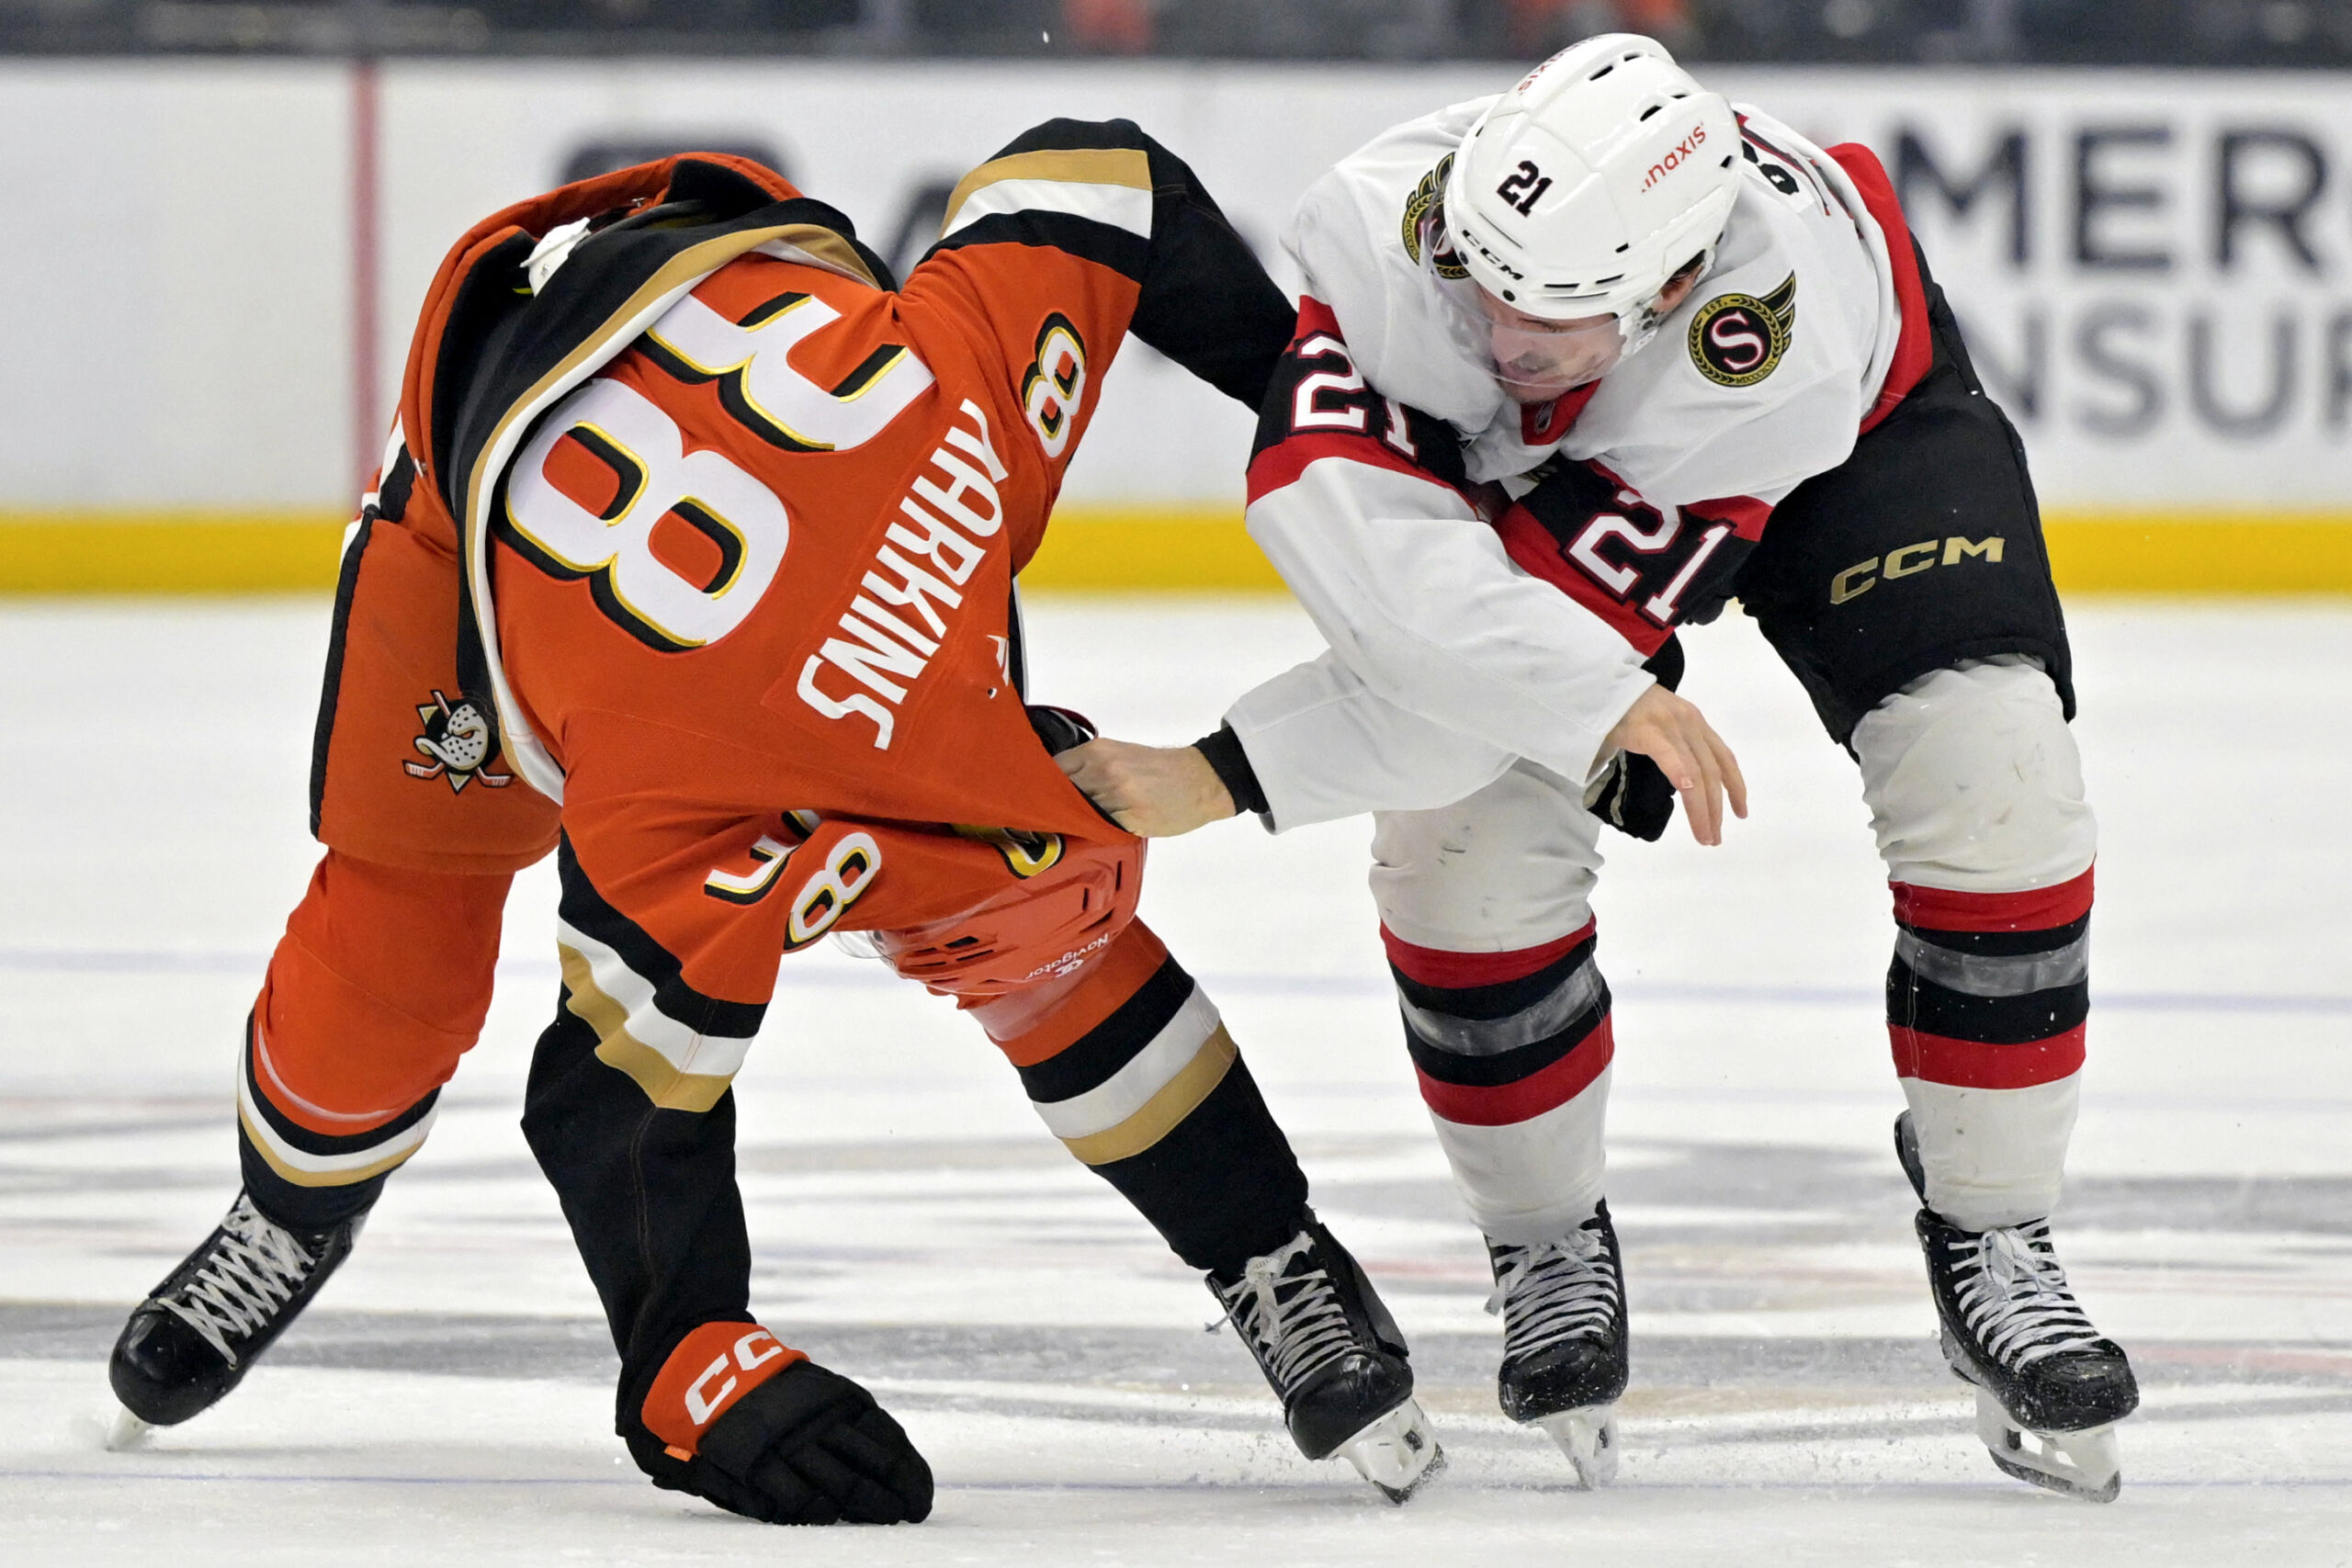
left=645, top=1323, right=808, bottom=1457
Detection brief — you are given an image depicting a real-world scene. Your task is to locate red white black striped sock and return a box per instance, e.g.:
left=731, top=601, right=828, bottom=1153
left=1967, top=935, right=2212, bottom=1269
left=1888, top=866, right=2092, bottom=1228
left=1384, top=921, right=1613, bottom=1241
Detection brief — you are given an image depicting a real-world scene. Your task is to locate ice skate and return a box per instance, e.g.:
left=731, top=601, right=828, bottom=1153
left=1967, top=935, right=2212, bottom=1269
left=108, top=1190, right=364, bottom=1431
left=1210, top=1221, right=1444, bottom=1503
left=1487, top=1201, right=1627, bottom=1487
left=1897, top=1113, right=2138, bottom=1502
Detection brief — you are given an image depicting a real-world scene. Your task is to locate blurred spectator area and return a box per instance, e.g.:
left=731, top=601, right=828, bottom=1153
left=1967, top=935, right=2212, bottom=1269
left=3, top=0, right=2349, bottom=62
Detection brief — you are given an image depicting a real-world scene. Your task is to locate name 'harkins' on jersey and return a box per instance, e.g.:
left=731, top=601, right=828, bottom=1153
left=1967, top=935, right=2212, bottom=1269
left=793, top=396, right=1011, bottom=750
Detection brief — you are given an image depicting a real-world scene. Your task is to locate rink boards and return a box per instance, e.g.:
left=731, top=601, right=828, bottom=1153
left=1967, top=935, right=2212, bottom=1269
left=0, top=60, right=2347, bottom=592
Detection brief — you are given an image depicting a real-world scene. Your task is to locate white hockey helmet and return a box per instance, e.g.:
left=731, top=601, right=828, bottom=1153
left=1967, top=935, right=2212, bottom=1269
left=1436, top=35, right=1740, bottom=393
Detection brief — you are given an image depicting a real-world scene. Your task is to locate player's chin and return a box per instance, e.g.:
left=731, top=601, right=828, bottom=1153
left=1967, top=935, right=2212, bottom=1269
left=1496, top=369, right=1583, bottom=405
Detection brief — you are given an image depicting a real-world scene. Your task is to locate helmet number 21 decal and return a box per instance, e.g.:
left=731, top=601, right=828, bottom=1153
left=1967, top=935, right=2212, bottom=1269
left=1495, top=160, right=1554, bottom=217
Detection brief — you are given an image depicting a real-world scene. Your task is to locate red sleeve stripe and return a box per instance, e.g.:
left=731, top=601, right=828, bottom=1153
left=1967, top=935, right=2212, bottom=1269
left=1823, top=141, right=1936, bottom=434
left=1891, top=1023, right=2085, bottom=1090
left=1247, top=428, right=1456, bottom=508
left=1492, top=504, right=1673, bottom=657
left=1892, top=867, right=2095, bottom=933
left=1684, top=494, right=1772, bottom=540
left=1418, top=1016, right=1613, bottom=1127
left=1382, top=919, right=1596, bottom=989
left=1295, top=295, right=1341, bottom=339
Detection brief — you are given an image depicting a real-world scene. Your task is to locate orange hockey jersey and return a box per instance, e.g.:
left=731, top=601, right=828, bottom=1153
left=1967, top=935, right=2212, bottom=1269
left=311, top=129, right=1290, bottom=887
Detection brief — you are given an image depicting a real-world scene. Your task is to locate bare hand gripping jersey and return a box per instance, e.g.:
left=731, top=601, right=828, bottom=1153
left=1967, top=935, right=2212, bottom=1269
left=1227, top=102, right=1935, bottom=829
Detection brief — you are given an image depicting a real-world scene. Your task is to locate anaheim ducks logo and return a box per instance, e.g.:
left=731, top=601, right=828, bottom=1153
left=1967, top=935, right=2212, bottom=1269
left=404, top=690, right=513, bottom=792
left=954, top=823, right=1065, bottom=879
left=1400, top=155, right=1469, bottom=280
left=1688, top=274, right=1797, bottom=388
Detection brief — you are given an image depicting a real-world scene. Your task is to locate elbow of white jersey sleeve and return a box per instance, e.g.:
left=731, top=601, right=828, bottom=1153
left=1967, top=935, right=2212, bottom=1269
left=1247, top=464, right=1647, bottom=788
left=1223, top=656, right=1518, bottom=831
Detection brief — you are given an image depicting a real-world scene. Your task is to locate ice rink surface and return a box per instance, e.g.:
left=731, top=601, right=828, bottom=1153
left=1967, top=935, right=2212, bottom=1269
left=3, top=593, right=2347, bottom=1565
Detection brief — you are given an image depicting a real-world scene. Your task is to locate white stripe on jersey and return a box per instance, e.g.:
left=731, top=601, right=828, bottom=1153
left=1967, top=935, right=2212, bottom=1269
left=554, top=918, right=756, bottom=1085
left=236, top=1066, right=437, bottom=1179
left=1029, top=981, right=1222, bottom=1140
left=943, top=178, right=1154, bottom=241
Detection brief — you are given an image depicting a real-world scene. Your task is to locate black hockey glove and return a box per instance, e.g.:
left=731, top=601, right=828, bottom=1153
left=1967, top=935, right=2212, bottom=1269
left=1584, top=750, right=1678, bottom=841
left=1025, top=703, right=1098, bottom=756
left=661, top=1359, right=934, bottom=1526
left=1587, top=637, right=1687, bottom=843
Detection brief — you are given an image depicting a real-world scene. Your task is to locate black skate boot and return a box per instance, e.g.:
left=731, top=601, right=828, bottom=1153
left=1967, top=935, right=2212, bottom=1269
left=1487, top=1200, right=1628, bottom=1487
left=107, top=1189, right=365, bottom=1446
left=1208, top=1219, right=1443, bottom=1503
left=1896, top=1112, right=2138, bottom=1503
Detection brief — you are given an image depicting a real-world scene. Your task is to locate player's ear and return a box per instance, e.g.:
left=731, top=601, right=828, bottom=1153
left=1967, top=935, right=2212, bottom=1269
left=1652, top=255, right=1707, bottom=317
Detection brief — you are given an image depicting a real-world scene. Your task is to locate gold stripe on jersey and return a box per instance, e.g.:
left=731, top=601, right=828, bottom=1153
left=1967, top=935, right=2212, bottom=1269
left=942, top=148, right=1153, bottom=235
left=1059, top=1023, right=1238, bottom=1167
left=558, top=942, right=741, bottom=1114
left=759, top=223, right=884, bottom=289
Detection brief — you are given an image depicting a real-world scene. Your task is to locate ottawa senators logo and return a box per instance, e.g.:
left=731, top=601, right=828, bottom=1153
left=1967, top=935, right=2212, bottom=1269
left=403, top=690, right=513, bottom=792
left=1688, top=274, right=1797, bottom=388
left=1400, top=155, right=1469, bottom=280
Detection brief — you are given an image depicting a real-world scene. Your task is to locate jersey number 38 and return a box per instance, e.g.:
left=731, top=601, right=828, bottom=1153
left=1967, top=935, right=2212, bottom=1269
left=502, top=288, right=933, bottom=653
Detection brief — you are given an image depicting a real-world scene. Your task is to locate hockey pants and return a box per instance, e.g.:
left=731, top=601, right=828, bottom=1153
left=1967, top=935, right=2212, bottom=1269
left=234, top=826, right=1309, bottom=1429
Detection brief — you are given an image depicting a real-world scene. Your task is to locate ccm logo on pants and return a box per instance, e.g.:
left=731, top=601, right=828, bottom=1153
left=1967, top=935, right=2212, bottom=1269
left=1831, top=536, right=2006, bottom=605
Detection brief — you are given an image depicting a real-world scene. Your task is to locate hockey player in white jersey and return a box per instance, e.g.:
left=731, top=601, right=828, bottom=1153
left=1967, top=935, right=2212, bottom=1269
left=1065, top=36, right=2137, bottom=1501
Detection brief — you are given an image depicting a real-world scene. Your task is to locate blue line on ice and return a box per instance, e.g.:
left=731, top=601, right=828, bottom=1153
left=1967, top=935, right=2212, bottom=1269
left=4, top=946, right=2346, bottom=1018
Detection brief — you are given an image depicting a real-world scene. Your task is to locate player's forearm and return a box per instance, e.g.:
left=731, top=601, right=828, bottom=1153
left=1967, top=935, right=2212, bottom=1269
left=1219, top=653, right=1520, bottom=830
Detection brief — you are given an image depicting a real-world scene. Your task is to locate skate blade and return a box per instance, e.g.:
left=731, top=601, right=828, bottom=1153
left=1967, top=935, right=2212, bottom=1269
left=1975, top=1390, right=2120, bottom=1504
left=1534, top=1404, right=1620, bottom=1489
left=104, top=1406, right=155, bottom=1452
left=1336, top=1397, right=1445, bottom=1505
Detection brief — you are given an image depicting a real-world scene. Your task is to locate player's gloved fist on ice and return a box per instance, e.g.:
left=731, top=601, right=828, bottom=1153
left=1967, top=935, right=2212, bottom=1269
left=631, top=1325, right=933, bottom=1525
left=684, top=1361, right=933, bottom=1526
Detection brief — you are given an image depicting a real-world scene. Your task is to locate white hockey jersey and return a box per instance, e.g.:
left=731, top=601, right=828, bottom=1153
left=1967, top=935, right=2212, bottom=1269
left=1226, top=100, right=1933, bottom=831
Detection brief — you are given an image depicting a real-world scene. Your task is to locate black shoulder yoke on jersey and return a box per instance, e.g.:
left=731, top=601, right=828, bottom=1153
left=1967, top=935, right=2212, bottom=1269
left=425, top=165, right=894, bottom=527
left=926, top=118, right=1296, bottom=411
left=391, top=151, right=894, bottom=745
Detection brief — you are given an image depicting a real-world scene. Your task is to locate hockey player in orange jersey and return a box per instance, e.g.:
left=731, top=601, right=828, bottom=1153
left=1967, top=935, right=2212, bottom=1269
left=106, top=127, right=1445, bottom=1521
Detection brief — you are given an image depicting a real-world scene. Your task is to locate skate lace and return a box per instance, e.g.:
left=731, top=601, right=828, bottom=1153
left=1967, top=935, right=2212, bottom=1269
left=1221, top=1233, right=1360, bottom=1396
left=1486, top=1227, right=1616, bottom=1358
left=1945, top=1220, right=2103, bottom=1370
left=159, top=1195, right=319, bottom=1368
